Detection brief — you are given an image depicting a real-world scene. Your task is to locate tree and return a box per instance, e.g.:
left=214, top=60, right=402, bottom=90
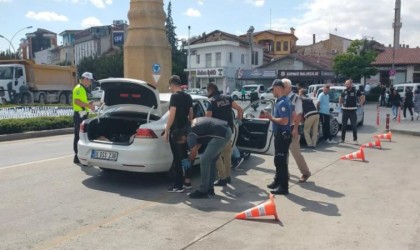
left=333, top=39, right=378, bottom=82
left=0, top=50, right=18, bottom=60
left=165, top=1, right=187, bottom=84
left=77, top=49, right=124, bottom=81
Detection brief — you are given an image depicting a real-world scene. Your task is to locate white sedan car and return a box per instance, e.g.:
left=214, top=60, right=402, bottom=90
left=77, top=78, right=211, bottom=172
left=77, top=78, right=275, bottom=173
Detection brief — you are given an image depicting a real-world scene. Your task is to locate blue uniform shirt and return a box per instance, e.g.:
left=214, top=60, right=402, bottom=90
left=317, top=92, right=330, bottom=115
left=272, top=96, right=291, bottom=133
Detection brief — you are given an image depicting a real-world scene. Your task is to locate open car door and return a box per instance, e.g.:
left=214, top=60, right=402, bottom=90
left=236, top=99, right=275, bottom=155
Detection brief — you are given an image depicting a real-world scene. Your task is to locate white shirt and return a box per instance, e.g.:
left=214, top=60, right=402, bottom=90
left=288, top=92, right=303, bottom=115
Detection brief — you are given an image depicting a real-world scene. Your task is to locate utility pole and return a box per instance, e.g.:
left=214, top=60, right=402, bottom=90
left=188, top=25, right=191, bottom=89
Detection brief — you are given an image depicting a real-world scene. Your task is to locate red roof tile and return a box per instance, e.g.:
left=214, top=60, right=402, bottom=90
left=372, top=48, right=420, bottom=65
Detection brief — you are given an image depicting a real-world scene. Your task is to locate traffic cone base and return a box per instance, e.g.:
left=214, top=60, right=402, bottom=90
left=361, top=138, right=382, bottom=149
left=340, top=147, right=365, bottom=162
left=235, top=194, right=279, bottom=221
left=374, top=131, right=392, bottom=142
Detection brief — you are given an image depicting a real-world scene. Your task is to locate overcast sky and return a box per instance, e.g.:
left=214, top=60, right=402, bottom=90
left=0, top=0, right=418, bottom=53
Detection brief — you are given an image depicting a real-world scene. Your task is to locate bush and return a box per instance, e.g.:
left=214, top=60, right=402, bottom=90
left=0, top=116, right=73, bottom=135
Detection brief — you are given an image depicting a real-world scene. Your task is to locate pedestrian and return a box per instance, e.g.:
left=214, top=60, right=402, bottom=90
left=206, top=82, right=243, bottom=186
left=403, top=87, right=414, bottom=121
left=171, top=117, right=232, bottom=199
left=317, top=85, right=337, bottom=144
left=72, top=72, right=95, bottom=164
left=414, top=89, right=420, bottom=120
left=299, top=88, right=320, bottom=148
left=262, top=79, right=292, bottom=195
left=163, top=75, right=194, bottom=193
left=241, top=86, right=246, bottom=101
left=284, top=80, right=311, bottom=183
left=390, top=88, right=402, bottom=120
left=380, top=85, right=386, bottom=107
left=339, top=79, right=365, bottom=145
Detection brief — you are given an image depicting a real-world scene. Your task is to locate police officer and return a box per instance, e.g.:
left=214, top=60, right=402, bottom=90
left=263, top=79, right=292, bottom=195
left=339, top=79, right=365, bottom=145
left=73, top=72, right=95, bottom=164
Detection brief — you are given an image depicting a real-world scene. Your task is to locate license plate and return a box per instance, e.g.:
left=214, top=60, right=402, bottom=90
left=91, top=149, right=118, bottom=161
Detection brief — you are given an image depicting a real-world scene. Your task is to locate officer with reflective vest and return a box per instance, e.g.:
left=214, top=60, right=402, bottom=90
left=73, top=72, right=95, bottom=164
left=339, top=79, right=365, bottom=145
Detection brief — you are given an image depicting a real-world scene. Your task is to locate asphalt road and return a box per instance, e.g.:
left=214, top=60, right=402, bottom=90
left=1, top=104, right=420, bottom=249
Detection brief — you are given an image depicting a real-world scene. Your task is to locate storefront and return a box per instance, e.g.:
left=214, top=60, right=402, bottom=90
left=187, top=67, right=236, bottom=94
left=236, top=68, right=277, bottom=90
left=277, top=70, right=336, bottom=87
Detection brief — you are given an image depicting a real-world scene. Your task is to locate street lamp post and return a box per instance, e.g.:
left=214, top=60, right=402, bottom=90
left=0, top=35, right=17, bottom=59
left=188, top=25, right=192, bottom=89
left=10, top=26, right=32, bottom=52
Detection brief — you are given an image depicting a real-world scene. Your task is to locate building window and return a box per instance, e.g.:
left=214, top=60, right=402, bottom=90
left=283, top=41, right=289, bottom=52
left=252, top=51, right=259, bottom=65
left=241, top=54, right=245, bottom=64
left=229, top=52, right=233, bottom=63
left=205, top=53, right=212, bottom=68
left=215, top=52, right=222, bottom=67
left=196, top=54, right=200, bottom=64
left=276, top=42, right=281, bottom=51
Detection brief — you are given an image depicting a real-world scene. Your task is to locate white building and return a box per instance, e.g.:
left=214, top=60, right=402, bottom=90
left=186, top=30, right=263, bottom=93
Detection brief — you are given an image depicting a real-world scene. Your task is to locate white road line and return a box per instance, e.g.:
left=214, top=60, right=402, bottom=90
left=0, top=155, right=73, bottom=170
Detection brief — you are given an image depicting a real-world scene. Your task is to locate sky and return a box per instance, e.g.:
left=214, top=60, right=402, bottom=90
left=0, top=0, right=419, bottom=53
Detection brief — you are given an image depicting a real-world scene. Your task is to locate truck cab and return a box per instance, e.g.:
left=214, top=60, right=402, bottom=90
left=0, top=64, right=28, bottom=104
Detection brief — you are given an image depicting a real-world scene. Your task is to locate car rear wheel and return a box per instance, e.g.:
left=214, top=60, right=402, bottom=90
left=232, top=95, right=238, bottom=100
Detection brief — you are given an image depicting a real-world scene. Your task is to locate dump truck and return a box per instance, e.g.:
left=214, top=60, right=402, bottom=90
left=0, top=59, right=76, bottom=104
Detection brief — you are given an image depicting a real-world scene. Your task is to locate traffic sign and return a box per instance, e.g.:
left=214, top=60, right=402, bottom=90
left=152, top=63, right=161, bottom=74
left=389, top=69, right=396, bottom=76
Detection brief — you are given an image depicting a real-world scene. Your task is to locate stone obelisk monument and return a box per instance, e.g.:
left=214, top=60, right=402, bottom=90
left=124, top=0, right=171, bottom=93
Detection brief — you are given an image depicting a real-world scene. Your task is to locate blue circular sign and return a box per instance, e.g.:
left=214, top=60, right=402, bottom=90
left=152, top=64, right=161, bottom=74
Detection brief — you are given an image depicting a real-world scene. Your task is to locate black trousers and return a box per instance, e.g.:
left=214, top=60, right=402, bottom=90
left=73, top=112, right=88, bottom=155
left=169, top=130, right=191, bottom=187
left=320, top=113, right=332, bottom=141
left=403, top=103, right=414, bottom=118
left=341, top=109, right=357, bottom=141
left=274, top=132, right=292, bottom=191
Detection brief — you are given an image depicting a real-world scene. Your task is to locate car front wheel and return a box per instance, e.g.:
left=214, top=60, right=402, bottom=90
left=232, top=95, right=238, bottom=100
left=330, top=118, right=339, bottom=136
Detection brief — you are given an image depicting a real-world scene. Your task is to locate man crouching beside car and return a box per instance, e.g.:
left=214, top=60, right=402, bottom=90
left=171, top=117, right=232, bottom=199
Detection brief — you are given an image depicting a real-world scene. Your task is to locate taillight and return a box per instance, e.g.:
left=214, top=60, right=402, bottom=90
left=135, top=128, right=157, bottom=138
left=80, top=121, right=87, bottom=133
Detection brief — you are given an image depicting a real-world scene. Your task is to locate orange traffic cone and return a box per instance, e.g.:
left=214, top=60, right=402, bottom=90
left=374, top=131, right=392, bottom=142
left=340, top=147, right=365, bottom=162
left=235, top=194, right=279, bottom=221
left=361, top=138, right=382, bottom=149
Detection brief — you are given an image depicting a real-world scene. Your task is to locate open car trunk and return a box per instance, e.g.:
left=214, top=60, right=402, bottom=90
left=86, top=111, right=159, bottom=145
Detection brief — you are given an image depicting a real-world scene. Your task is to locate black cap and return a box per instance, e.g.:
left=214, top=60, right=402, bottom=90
left=272, top=79, right=285, bottom=88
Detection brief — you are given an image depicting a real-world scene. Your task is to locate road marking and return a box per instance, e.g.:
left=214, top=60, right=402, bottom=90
left=35, top=194, right=170, bottom=250
left=0, top=155, right=72, bottom=171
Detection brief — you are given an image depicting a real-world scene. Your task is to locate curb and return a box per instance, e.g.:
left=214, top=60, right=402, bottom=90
left=0, top=128, right=74, bottom=142
left=389, top=129, right=420, bottom=137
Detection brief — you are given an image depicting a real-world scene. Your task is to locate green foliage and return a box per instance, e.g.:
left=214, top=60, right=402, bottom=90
left=333, top=39, right=378, bottom=81
left=0, top=116, right=73, bottom=135
left=0, top=50, right=18, bottom=60
left=77, top=49, right=124, bottom=80
left=165, top=1, right=188, bottom=83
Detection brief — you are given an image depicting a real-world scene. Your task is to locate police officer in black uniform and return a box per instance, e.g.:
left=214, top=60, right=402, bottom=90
left=263, top=79, right=292, bottom=195
left=339, top=79, right=365, bottom=144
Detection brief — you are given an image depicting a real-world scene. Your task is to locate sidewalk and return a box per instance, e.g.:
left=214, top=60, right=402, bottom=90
left=376, top=105, right=420, bottom=136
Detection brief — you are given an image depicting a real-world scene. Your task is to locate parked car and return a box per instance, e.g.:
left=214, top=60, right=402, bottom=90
left=241, top=99, right=339, bottom=145
left=394, top=83, right=420, bottom=99
left=77, top=78, right=272, bottom=173
left=231, top=84, right=265, bottom=100
left=260, top=86, right=298, bottom=103
left=90, top=87, right=103, bottom=99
